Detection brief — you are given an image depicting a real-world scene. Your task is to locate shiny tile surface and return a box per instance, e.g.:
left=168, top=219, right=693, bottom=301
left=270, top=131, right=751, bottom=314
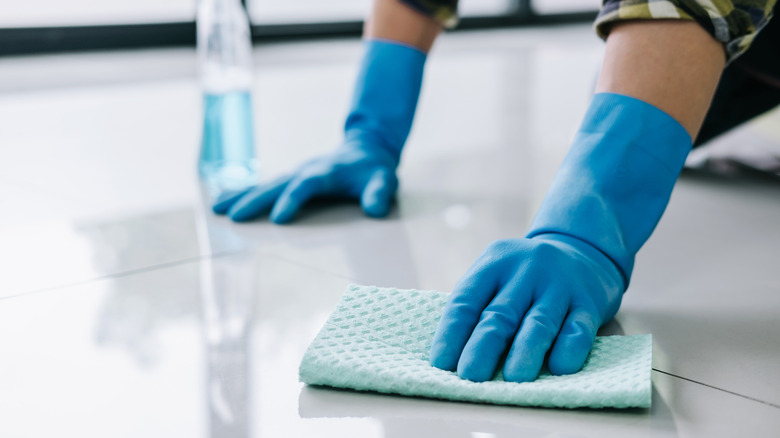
left=621, top=173, right=780, bottom=407
left=1, top=24, right=779, bottom=437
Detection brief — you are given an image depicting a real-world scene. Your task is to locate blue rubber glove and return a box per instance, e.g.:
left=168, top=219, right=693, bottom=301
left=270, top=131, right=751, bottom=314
left=430, top=93, right=692, bottom=382
left=213, top=39, right=426, bottom=223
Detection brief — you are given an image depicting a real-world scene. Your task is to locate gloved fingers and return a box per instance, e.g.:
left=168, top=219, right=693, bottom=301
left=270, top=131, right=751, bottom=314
left=213, top=187, right=254, bottom=215
left=454, top=282, right=534, bottom=382
left=547, top=305, right=600, bottom=376
left=269, top=174, right=328, bottom=224
left=503, top=293, right=569, bottom=382
left=226, top=176, right=290, bottom=222
left=360, top=167, right=398, bottom=218
left=429, top=253, right=505, bottom=372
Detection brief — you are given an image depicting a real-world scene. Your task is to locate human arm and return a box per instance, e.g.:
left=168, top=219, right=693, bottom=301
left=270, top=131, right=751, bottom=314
left=214, top=0, right=442, bottom=222
left=429, top=21, right=725, bottom=382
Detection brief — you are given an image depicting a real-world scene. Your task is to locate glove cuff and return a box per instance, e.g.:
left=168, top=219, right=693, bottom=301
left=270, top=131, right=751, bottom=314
left=527, top=92, right=692, bottom=288
left=343, top=39, right=427, bottom=165
left=579, top=93, right=692, bottom=173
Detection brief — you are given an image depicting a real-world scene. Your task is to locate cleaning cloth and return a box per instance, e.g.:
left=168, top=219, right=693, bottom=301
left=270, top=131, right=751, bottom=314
left=299, top=285, right=652, bottom=409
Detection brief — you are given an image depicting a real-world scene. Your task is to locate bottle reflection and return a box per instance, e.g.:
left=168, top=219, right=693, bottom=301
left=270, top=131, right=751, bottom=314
left=196, top=185, right=254, bottom=438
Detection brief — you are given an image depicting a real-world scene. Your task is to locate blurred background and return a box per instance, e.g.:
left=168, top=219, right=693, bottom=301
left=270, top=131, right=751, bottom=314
left=1, top=0, right=599, bottom=55
left=1, top=0, right=598, bottom=27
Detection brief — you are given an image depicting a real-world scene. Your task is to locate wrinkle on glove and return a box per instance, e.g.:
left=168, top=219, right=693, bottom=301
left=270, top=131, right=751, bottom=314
left=300, top=285, right=652, bottom=409
left=527, top=92, right=692, bottom=286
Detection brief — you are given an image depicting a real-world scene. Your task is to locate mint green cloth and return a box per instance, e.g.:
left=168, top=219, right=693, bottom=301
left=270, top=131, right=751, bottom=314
left=299, top=285, right=652, bottom=409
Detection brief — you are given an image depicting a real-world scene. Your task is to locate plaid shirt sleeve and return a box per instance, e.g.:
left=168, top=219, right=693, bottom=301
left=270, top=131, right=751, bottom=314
left=595, top=0, right=778, bottom=61
left=400, top=0, right=460, bottom=28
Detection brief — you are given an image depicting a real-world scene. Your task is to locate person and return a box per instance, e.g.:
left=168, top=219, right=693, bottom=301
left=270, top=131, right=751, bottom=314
left=214, top=0, right=779, bottom=382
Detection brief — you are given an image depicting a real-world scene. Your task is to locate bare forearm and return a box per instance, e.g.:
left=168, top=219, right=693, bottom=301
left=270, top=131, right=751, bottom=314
left=364, top=0, right=442, bottom=53
left=595, top=21, right=726, bottom=140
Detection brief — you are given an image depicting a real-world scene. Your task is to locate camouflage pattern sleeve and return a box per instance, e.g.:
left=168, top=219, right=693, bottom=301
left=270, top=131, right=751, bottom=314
left=595, top=0, right=778, bottom=61
left=400, top=0, right=460, bottom=28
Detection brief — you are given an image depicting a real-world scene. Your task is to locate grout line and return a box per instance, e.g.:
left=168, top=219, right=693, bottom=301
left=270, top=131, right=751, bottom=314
left=0, top=249, right=246, bottom=302
left=652, top=368, right=780, bottom=409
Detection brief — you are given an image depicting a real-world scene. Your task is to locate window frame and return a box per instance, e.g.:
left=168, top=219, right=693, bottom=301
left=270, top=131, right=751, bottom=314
left=0, top=0, right=596, bottom=56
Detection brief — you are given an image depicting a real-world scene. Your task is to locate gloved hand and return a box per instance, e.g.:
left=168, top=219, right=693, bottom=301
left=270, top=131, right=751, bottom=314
left=430, top=93, right=692, bottom=382
left=213, top=39, right=427, bottom=223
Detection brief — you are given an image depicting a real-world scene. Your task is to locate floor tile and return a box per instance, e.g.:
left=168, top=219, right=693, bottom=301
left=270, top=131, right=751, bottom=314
left=0, top=253, right=347, bottom=438
left=0, top=204, right=242, bottom=298
left=299, top=370, right=780, bottom=438
left=617, top=172, right=780, bottom=406
left=0, top=253, right=776, bottom=438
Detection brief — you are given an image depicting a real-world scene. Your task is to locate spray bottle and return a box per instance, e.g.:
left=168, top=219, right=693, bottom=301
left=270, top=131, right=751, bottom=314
left=197, top=0, right=259, bottom=194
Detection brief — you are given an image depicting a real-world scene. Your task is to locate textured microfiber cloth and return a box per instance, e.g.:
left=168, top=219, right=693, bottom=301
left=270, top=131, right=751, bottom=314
left=299, top=284, right=652, bottom=409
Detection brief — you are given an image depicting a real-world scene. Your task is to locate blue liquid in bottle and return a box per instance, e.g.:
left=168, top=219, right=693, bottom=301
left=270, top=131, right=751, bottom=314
left=198, top=90, right=259, bottom=193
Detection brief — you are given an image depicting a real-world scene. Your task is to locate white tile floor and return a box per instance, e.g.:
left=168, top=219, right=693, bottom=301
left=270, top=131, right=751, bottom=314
left=1, top=24, right=779, bottom=437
